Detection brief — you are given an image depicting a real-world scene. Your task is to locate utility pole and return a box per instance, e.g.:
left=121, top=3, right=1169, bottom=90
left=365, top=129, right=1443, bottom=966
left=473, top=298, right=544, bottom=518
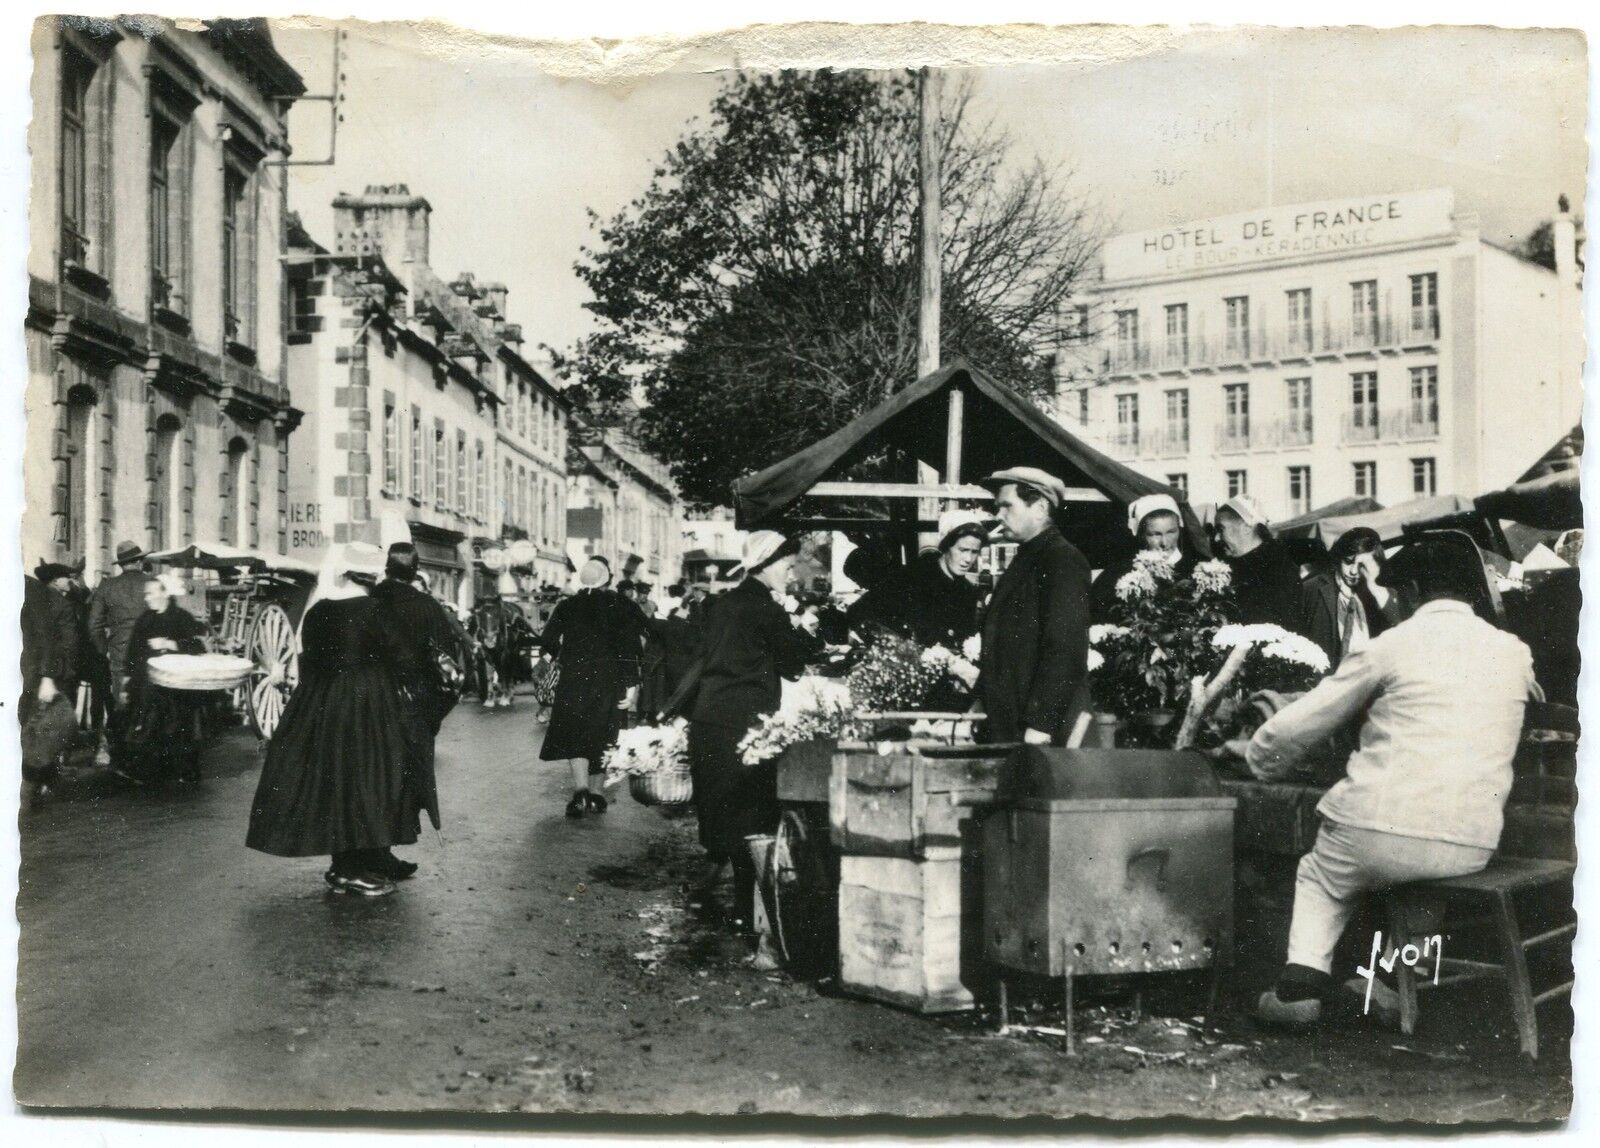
left=917, top=67, right=942, bottom=380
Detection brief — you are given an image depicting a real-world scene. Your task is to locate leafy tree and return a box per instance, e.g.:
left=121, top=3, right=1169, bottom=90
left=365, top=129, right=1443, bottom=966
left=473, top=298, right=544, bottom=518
left=1516, top=215, right=1585, bottom=271
left=551, top=70, right=1101, bottom=507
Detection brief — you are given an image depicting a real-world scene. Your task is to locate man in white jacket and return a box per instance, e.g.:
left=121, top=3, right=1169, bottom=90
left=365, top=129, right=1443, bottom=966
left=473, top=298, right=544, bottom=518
left=1245, top=535, right=1538, bottom=1027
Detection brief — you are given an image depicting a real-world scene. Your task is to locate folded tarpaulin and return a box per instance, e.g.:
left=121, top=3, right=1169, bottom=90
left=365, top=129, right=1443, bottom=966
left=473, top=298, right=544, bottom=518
left=1306, top=494, right=1475, bottom=549
left=730, top=358, right=1205, bottom=568
left=1272, top=496, right=1384, bottom=540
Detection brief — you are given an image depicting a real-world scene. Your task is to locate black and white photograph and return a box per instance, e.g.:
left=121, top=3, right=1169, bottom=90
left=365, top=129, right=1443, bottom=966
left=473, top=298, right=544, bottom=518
left=5, top=3, right=1593, bottom=1134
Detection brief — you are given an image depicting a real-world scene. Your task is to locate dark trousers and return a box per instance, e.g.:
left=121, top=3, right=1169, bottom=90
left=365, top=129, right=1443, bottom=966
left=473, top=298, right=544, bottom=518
left=688, top=720, right=780, bottom=929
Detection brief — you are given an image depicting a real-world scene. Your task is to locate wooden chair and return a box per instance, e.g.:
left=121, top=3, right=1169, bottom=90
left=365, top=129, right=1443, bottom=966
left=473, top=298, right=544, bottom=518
left=1386, top=855, right=1575, bottom=1060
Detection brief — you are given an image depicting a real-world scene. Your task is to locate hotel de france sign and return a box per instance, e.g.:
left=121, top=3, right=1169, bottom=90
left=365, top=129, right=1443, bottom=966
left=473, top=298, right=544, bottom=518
left=1101, top=188, right=1458, bottom=283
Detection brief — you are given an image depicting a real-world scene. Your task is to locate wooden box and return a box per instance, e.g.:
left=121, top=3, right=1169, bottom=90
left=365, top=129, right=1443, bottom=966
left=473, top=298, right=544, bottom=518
left=829, top=744, right=1004, bottom=858
left=837, top=853, right=976, bottom=1014
left=775, top=738, right=837, bottom=805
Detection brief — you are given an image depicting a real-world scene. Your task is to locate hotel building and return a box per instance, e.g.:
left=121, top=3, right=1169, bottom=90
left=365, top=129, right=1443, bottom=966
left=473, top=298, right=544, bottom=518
left=1059, top=189, right=1584, bottom=520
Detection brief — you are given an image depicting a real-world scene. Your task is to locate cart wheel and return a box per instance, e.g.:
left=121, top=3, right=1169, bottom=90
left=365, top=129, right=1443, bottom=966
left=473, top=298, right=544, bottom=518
left=247, top=602, right=299, bottom=740
left=772, top=807, right=839, bottom=978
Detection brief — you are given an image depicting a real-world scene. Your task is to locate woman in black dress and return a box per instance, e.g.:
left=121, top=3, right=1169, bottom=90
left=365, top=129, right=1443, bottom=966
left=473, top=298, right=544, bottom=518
left=848, top=511, right=986, bottom=653
left=687, top=531, right=823, bottom=934
left=1090, top=493, right=1199, bottom=622
left=1216, top=494, right=1303, bottom=630
left=247, top=543, right=433, bottom=897
left=539, top=556, right=648, bottom=819
left=119, top=575, right=209, bottom=786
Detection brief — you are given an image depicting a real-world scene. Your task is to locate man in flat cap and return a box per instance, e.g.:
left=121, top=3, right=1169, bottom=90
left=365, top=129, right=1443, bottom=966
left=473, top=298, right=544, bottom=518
left=975, top=467, right=1092, bottom=746
left=1243, top=533, right=1537, bottom=1028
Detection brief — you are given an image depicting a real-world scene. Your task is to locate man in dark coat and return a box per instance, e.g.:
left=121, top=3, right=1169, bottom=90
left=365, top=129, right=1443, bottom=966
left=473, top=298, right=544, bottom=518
left=976, top=468, right=1093, bottom=746
left=88, top=542, right=153, bottom=754
left=1300, top=527, right=1403, bottom=670
left=22, top=565, right=80, bottom=793
left=369, top=543, right=457, bottom=879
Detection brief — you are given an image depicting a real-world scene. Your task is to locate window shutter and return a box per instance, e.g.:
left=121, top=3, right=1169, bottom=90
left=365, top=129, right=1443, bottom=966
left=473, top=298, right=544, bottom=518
left=87, top=65, right=113, bottom=278
left=175, top=121, right=193, bottom=309
left=242, top=169, right=259, bottom=346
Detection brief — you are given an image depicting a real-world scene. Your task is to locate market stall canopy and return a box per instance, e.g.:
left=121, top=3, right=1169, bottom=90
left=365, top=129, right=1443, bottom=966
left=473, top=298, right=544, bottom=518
left=1518, top=424, right=1582, bottom=482
left=1476, top=469, right=1582, bottom=532
left=146, top=541, right=319, bottom=577
left=731, top=359, right=1204, bottom=566
left=1272, top=496, right=1383, bottom=540
left=1305, top=494, right=1475, bottom=549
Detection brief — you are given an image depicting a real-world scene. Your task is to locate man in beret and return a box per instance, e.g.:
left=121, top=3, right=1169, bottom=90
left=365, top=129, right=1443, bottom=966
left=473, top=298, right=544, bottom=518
left=1245, top=534, right=1538, bottom=1028
left=975, top=467, right=1092, bottom=746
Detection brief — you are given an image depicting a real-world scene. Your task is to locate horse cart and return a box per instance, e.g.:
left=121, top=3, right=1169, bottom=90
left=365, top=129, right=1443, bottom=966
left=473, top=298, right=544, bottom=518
left=146, top=543, right=318, bottom=739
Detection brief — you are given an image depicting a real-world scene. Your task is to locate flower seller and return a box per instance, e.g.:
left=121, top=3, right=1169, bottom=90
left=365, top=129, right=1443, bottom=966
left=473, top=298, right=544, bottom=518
left=1241, top=534, right=1537, bottom=1028
left=682, top=531, right=824, bottom=938
left=975, top=467, right=1093, bottom=747
left=848, top=508, right=987, bottom=652
left=1215, top=494, right=1302, bottom=631
left=1090, top=492, right=1197, bottom=622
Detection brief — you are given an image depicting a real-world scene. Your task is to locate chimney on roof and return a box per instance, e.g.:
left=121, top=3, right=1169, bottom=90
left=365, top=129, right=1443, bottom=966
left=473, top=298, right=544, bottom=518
left=482, top=282, right=509, bottom=320
left=331, top=183, right=431, bottom=269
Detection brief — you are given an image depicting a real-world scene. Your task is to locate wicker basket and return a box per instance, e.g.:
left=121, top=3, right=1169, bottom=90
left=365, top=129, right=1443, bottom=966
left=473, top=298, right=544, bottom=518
left=629, top=766, right=694, bottom=808
left=147, top=653, right=254, bottom=692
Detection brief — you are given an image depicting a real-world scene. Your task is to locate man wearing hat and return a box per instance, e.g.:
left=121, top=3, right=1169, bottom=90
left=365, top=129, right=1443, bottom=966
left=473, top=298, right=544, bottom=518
left=22, top=564, right=81, bottom=798
left=372, top=542, right=462, bottom=798
left=1242, top=534, right=1538, bottom=1028
left=89, top=541, right=154, bottom=711
left=1299, top=527, right=1403, bottom=670
left=976, top=467, right=1093, bottom=746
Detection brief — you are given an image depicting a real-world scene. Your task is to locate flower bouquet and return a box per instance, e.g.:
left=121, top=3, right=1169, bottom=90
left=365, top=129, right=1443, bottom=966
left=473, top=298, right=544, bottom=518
left=845, top=625, right=943, bottom=713
left=603, top=717, right=693, bottom=807
left=1173, top=622, right=1333, bottom=751
left=739, top=675, right=858, bottom=766
left=1089, top=554, right=1235, bottom=744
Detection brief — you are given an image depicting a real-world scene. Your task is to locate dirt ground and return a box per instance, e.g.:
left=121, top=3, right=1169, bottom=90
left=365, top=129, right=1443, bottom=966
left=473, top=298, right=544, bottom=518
left=13, top=704, right=1572, bottom=1124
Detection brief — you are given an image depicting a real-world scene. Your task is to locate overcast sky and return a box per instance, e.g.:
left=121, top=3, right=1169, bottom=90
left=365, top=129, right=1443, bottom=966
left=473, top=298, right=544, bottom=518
left=273, top=22, right=1587, bottom=370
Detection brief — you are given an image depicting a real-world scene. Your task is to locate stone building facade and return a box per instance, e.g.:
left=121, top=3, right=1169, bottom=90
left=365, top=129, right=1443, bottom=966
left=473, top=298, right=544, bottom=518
left=24, top=17, right=304, bottom=579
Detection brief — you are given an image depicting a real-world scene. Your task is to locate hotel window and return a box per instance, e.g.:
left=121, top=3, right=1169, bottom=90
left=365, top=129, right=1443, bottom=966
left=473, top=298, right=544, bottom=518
left=1353, top=461, right=1377, bottom=499
left=433, top=420, right=448, bottom=507
left=410, top=407, right=423, bottom=499
left=1165, top=388, right=1189, bottom=450
left=1408, top=365, right=1438, bottom=431
left=1074, top=389, right=1089, bottom=427
left=455, top=430, right=468, bottom=515
left=1412, top=457, right=1437, bottom=497
left=1285, top=288, right=1313, bottom=352
left=1349, top=371, right=1379, bottom=436
left=1166, top=473, right=1188, bottom=498
left=1226, top=469, right=1248, bottom=498
left=1350, top=279, right=1379, bottom=344
left=503, top=459, right=514, bottom=522
left=1164, top=303, right=1189, bottom=361
left=475, top=440, right=486, bottom=519
left=518, top=467, right=529, bottom=531
left=1285, top=378, right=1313, bottom=442
left=222, top=154, right=260, bottom=349
left=149, top=85, right=196, bottom=317
left=1409, top=273, right=1439, bottom=337
left=1063, top=303, right=1090, bottom=343
left=1115, top=309, right=1139, bottom=361
left=1224, top=296, right=1250, bottom=357
left=1115, top=393, right=1139, bottom=448
left=383, top=396, right=399, bottom=492
left=1287, top=466, right=1312, bottom=516
left=1223, top=383, right=1250, bottom=444
left=58, top=42, right=113, bottom=281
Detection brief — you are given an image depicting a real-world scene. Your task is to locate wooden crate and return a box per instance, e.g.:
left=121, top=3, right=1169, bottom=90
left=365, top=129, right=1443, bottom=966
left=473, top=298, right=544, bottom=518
left=775, top=739, right=836, bottom=805
left=829, top=744, right=1004, bottom=858
left=838, top=853, right=976, bottom=1013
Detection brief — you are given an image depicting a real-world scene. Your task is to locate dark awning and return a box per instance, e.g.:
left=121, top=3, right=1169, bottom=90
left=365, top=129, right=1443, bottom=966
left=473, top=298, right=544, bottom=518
left=1271, top=496, right=1384, bottom=540
left=731, top=358, right=1204, bottom=566
left=1476, top=469, right=1582, bottom=532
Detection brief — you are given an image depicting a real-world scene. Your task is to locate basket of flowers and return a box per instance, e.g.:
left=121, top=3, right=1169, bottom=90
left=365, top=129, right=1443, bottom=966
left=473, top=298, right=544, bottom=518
left=604, top=718, right=693, bottom=808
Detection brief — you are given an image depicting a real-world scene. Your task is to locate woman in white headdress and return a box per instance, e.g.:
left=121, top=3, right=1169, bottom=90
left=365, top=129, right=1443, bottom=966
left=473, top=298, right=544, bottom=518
left=247, top=542, right=434, bottom=897
left=1089, top=493, right=1197, bottom=621
left=538, top=555, right=648, bottom=818
left=847, top=509, right=988, bottom=651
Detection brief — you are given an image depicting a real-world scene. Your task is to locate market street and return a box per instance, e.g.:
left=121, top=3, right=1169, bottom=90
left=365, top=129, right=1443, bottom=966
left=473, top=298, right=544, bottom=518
left=16, top=701, right=1570, bottom=1120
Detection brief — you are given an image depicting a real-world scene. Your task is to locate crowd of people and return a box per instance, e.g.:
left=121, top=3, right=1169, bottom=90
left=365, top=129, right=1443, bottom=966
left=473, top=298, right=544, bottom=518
left=18, top=465, right=1555, bottom=1023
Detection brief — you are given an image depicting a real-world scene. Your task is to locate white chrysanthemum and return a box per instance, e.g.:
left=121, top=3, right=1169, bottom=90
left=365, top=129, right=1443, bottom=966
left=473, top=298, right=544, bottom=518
left=1090, top=623, right=1131, bottom=645
left=1193, top=559, right=1233, bottom=594
left=1115, top=568, right=1158, bottom=601
left=961, top=634, right=982, bottom=662
left=1132, top=548, right=1181, bottom=579
left=1212, top=622, right=1294, bottom=649
left=1087, top=648, right=1105, bottom=673
left=920, top=645, right=954, bottom=669
left=1262, top=634, right=1331, bottom=673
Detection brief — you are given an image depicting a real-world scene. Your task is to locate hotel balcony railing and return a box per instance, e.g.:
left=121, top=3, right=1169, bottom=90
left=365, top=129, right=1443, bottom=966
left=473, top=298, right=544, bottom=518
left=1341, top=409, right=1440, bottom=445
left=1100, top=309, right=1441, bottom=375
left=1215, top=423, right=1254, bottom=454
